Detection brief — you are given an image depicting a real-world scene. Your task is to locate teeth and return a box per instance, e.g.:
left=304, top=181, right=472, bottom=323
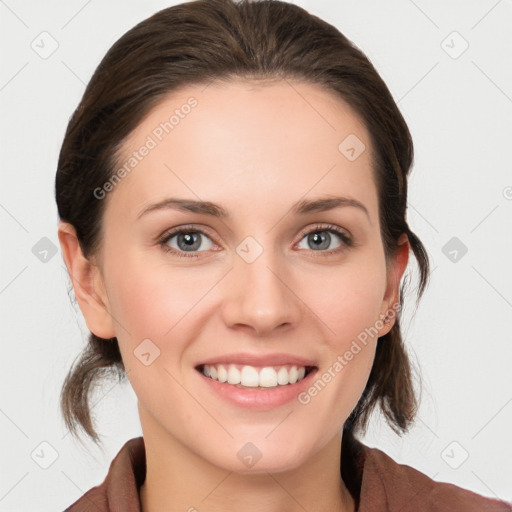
left=241, top=366, right=259, bottom=387
left=201, top=363, right=309, bottom=388
left=217, top=365, right=228, bottom=383
left=259, top=367, right=277, bottom=387
left=227, top=365, right=241, bottom=385
left=277, top=367, right=289, bottom=385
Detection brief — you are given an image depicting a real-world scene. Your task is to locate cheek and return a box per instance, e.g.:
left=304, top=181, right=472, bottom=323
left=103, top=257, right=207, bottom=408
left=298, top=256, right=387, bottom=345
left=294, top=255, right=386, bottom=405
left=104, top=254, right=208, bottom=343
left=102, top=251, right=228, bottom=399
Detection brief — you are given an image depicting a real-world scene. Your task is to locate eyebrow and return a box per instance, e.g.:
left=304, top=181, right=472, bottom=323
left=137, top=195, right=370, bottom=221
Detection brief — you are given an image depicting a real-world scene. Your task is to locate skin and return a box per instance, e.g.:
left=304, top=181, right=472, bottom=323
left=59, top=79, right=409, bottom=512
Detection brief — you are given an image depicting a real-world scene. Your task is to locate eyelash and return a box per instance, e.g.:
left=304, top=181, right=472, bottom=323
left=157, top=223, right=353, bottom=259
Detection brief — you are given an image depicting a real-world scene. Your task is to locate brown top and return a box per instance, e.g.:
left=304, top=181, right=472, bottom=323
left=64, top=432, right=511, bottom=512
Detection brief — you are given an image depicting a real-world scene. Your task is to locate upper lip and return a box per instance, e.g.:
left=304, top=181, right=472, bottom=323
left=196, top=352, right=317, bottom=368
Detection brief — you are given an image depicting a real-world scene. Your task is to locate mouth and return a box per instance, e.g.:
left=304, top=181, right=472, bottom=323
left=195, top=363, right=317, bottom=389
left=193, top=353, right=319, bottom=408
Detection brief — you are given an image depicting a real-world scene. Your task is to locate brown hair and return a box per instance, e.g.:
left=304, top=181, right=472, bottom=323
left=56, top=0, right=429, bottom=445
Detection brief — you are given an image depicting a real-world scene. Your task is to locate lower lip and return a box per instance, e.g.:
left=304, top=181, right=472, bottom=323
left=196, top=368, right=318, bottom=410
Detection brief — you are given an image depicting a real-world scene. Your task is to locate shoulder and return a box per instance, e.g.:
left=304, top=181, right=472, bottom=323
left=358, top=442, right=511, bottom=512
left=63, top=437, right=146, bottom=512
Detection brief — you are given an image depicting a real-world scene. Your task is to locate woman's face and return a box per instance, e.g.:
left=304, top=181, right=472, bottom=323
left=80, top=79, right=407, bottom=472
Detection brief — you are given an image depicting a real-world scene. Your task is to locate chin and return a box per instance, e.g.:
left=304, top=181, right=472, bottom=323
left=204, top=438, right=314, bottom=475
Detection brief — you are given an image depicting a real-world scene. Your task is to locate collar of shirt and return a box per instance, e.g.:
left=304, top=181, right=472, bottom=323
left=64, top=431, right=511, bottom=512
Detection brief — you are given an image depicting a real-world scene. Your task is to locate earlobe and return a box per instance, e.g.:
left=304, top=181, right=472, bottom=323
left=378, top=233, right=410, bottom=336
left=57, top=221, right=116, bottom=339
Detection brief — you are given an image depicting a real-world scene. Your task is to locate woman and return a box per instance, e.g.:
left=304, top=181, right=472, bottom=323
left=55, top=0, right=511, bottom=510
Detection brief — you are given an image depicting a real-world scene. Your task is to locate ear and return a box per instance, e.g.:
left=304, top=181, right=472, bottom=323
left=377, top=233, right=410, bottom=337
left=58, top=221, right=116, bottom=339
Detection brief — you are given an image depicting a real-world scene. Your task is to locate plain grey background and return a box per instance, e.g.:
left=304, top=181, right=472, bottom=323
left=1, top=0, right=511, bottom=510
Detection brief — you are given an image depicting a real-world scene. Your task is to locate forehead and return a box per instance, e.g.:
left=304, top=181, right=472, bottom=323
left=108, top=78, right=377, bottom=221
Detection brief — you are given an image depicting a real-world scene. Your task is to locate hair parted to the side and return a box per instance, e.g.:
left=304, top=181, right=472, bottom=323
left=56, top=0, right=429, bottom=445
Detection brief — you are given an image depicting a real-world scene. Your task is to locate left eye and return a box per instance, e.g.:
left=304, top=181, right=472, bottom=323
left=296, top=229, right=345, bottom=251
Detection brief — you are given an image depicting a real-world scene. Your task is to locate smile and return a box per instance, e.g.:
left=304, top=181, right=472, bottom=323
left=194, top=353, right=319, bottom=408
left=199, top=363, right=313, bottom=388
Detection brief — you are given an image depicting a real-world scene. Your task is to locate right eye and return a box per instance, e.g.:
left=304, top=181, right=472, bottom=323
left=158, top=226, right=217, bottom=258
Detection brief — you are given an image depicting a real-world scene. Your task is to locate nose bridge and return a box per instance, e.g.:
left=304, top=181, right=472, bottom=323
left=222, top=237, right=300, bottom=333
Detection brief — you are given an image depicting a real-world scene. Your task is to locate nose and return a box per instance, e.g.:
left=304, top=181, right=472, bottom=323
left=220, top=247, right=302, bottom=336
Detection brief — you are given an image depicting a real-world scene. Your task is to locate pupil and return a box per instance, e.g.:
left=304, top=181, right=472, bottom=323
left=309, top=232, right=329, bottom=250
left=179, top=233, right=200, bottom=251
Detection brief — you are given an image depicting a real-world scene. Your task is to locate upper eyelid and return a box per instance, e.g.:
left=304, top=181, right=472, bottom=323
left=297, top=223, right=351, bottom=240
left=160, top=224, right=217, bottom=243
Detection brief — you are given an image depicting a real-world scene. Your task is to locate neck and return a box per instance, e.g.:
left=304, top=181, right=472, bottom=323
left=139, top=426, right=355, bottom=512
